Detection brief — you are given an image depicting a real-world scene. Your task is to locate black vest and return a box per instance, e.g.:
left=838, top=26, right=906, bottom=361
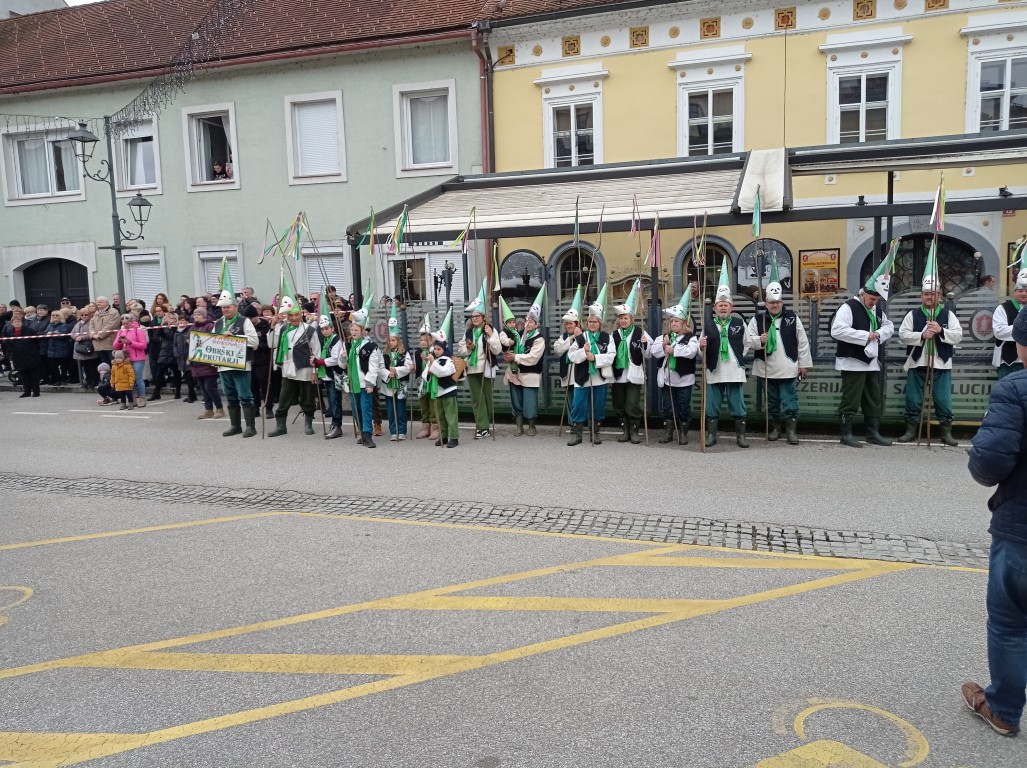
left=432, top=356, right=456, bottom=390
left=572, top=332, right=611, bottom=386
left=665, top=332, right=697, bottom=377
left=346, top=338, right=378, bottom=375
left=517, top=333, right=546, bottom=375
left=217, top=314, right=254, bottom=362
left=284, top=324, right=316, bottom=370
left=907, top=307, right=954, bottom=364
left=996, top=300, right=1022, bottom=366
left=612, top=326, right=645, bottom=370
left=705, top=317, right=746, bottom=373
left=753, top=309, right=799, bottom=363
left=835, top=297, right=882, bottom=365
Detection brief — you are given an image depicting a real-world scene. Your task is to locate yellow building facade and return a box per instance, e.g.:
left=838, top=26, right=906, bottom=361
left=487, top=0, right=1027, bottom=309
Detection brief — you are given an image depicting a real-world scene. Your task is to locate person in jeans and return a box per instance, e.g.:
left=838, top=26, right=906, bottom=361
left=112, top=314, right=148, bottom=406
left=963, top=308, right=1027, bottom=738
left=189, top=308, right=224, bottom=419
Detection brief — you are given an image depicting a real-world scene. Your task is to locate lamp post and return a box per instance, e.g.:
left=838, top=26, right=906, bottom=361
left=431, top=261, right=457, bottom=345
left=68, top=118, right=153, bottom=308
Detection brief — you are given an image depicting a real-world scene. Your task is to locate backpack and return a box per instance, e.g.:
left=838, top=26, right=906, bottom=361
left=451, top=356, right=467, bottom=381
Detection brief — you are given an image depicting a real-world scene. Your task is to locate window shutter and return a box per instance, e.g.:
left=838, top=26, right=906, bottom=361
left=294, top=101, right=341, bottom=176
left=125, top=258, right=165, bottom=301
left=303, top=251, right=351, bottom=299
left=201, top=253, right=239, bottom=295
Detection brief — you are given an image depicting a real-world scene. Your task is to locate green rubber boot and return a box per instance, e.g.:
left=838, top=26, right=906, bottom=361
left=221, top=404, right=243, bottom=437
left=241, top=405, right=257, bottom=438
left=268, top=414, right=288, bottom=438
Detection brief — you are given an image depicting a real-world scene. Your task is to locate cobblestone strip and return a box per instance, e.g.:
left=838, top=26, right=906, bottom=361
left=0, top=473, right=989, bottom=569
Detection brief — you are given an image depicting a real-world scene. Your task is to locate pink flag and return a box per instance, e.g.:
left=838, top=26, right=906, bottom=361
left=629, top=195, right=639, bottom=238
left=649, top=215, right=661, bottom=269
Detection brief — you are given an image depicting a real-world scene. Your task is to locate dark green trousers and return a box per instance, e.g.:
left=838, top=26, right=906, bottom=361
left=610, top=382, right=643, bottom=421
left=838, top=370, right=882, bottom=418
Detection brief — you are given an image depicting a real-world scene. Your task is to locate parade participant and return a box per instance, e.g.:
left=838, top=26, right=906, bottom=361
left=413, top=316, right=439, bottom=441
left=650, top=287, right=699, bottom=445
left=830, top=253, right=894, bottom=448
left=502, top=285, right=547, bottom=436
left=609, top=279, right=652, bottom=444
left=379, top=303, right=413, bottom=441
left=312, top=314, right=344, bottom=440
left=963, top=308, right=1027, bottom=739
left=553, top=284, right=583, bottom=389
left=699, top=261, right=750, bottom=448
left=566, top=285, right=614, bottom=446
left=268, top=280, right=319, bottom=438
left=746, top=258, right=812, bottom=445
left=897, top=250, right=963, bottom=446
left=252, top=306, right=276, bottom=419
left=343, top=306, right=383, bottom=448
left=213, top=275, right=259, bottom=439
left=457, top=279, right=501, bottom=439
left=992, top=267, right=1027, bottom=380
left=424, top=309, right=460, bottom=448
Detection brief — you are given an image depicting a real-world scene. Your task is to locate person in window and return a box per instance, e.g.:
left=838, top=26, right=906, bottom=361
left=211, top=160, right=232, bottom=181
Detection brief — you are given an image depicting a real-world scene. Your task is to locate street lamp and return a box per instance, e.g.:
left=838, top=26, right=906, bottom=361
left=68, top=119, right=153, bottom=310
left=431, top=260, right=457, bottom=345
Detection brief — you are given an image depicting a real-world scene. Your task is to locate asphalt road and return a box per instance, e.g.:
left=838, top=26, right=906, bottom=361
left=0, top=491, right=1014, bottom=767
left=0, top=390, right=991, bottom=546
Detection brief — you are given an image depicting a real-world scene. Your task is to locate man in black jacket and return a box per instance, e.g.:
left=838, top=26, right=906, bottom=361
left=963, top=308, right=1027, bottom=738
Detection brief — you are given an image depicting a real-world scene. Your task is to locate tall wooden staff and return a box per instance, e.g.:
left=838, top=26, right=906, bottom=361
left=917, top=175, right=945, bottom=447
left=695, top=214, right=709, bottom=453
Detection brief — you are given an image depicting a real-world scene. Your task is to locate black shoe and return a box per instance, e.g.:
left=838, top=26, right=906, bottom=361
left=31, top=392, right=40, bottom=397
left=474, top=429, right=491, bottom=440
left=19, top=392, right=30, bottom=398
left=435, top=439, right=444, bottom=446
left=446, top=439, right=459, bottom=448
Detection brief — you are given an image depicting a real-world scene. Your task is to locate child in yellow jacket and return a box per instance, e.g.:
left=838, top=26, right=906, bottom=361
left=111, top=350, right=136, bottom=410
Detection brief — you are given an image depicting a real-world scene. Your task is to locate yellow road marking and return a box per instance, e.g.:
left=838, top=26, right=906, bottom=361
left=378, top=594, right=717, bottom=614
left=69, top=651, right=476, bottom=676
left=0, top=512, right=293, bottom=552
left=758, top=740, right=890, bottom=767
left=793, top=700, right=930, bottom=767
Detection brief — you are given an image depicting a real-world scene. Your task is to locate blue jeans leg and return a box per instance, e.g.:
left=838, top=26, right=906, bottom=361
left=385, top=395, right=407, bottom=436
left=985, top=535, right=1027, bottom=727
left=359, top=391, right=374, bottom=435
left=509, top=384, right=524, bottom=418
left=521, top=387, right=539, bottom=420
left=324, top=383, right=341, bottom=428
left=132, top=360, right=146, bottom=398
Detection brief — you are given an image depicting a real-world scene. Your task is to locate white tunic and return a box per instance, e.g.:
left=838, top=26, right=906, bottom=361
left=378, top=349, right=413, bottom=398
left=830, top=300, right=894, bottom=373
left=649, top=332, right=699, bottom=387
left=566, top=332, right=615, bottom=388
left=898, top=307, right=963, bottom=371
left=553, top=333, right=575, bottom=386
left=703, top=318, right=749, bottom=385
left=456, top=327, right=502, bottom=377
left=992, top=302, right=1019, bottom=367
left=610, top=326, right=653, bottom=385
left=745, top=313, right=813, bottom=379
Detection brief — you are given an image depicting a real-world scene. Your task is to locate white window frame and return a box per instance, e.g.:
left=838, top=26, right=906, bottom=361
left=0, top=123, right=86, bottom=207
left=829, top=68, right=896, bottom=144
left=181, top=103, right=240, bottom=193
left=392, top=79, right=458, bottom=178
left=821, top=28, right=908, bottom=145
left=122, top=249, right=167, bottom=301
left=284, top=91, right=346, bottom=186
left=113, top=117, right=162, bottom=197
left=301, top=241, right=352, bottom=299
left=536, top=63, right=607, bottom=170
left=193, top=246, right=243, bottom=296
left=544, top=96, right=602, bottom=169
left=965, top=42, right=1027, bottom=133
left=677, top=77, right=744, bottom=157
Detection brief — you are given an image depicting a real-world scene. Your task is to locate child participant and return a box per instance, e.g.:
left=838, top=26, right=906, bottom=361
left=650, top=287, right=700, bottom=445
left=111, top=350, right=136, bottom=410
left=565, top=285, right=614, bottom=446
left=424, top=309, right=460, bottom=448
left=379, top=303, right=414, bottom=441
left=312, top=314, right=344, bottom=440
left=343, top=307, right=383, bottom=448
left=413, top=317, right=439, bottom=441
left=609, top=279, right=652, bottom=444
left=457, top=280, right=502, bottom=439
left=501, top=285, right=547, bottom=436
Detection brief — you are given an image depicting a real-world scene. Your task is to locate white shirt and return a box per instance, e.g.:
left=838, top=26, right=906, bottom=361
left=831, top=300, right=894, bottom=372
left=898, top=306, right=963, bottom=371
left=650, top=332, right=699, bottom=387
left=745, top=312, right=813, bottom=379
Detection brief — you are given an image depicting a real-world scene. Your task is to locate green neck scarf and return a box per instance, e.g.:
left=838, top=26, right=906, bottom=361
left=509, top=327, right=523, bottom=354
left=715, top=317, right=731, bottom=362
left=386, top=350, right=402, bottom=390
left=317, top=334, right=335, bottom=379
left=425, top=356, right=441, bottom=399
left=921, top=304, right=941, bottom=357
left=668, top=332, right=678, bottom=372
left=863, top=305, right=879, bottom=333
left=347, top=339, right=361, bottom=389
left=765, top=312, right=779, bottom=357
left=1013, top=299, right=1023, bottom=312
left=276, top=323, right=298, bottom=366
left=468, top=327, right=483, bottom=366
left=615, top=326, right=634, bottom=369
left=587, top=331, right=600, bottom=377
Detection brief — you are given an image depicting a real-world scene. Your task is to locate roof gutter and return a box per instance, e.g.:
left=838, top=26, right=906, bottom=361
left=0, top=28, right=472, bottom=96
left=487, top=0, right=685, bottom=29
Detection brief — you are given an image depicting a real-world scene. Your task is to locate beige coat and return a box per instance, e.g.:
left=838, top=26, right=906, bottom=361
left=89, top=307, right=122, bottom=352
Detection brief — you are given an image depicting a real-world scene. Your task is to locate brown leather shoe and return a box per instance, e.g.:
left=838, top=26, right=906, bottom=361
left=373, top=421, right=383, bottom=437
left=962, top=681, right=1020, bottom=737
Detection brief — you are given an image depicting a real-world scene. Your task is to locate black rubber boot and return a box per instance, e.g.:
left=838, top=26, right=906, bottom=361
left=268, top=414, right=287, bottom=437
left=865, top=418, right=893, bottom=446
left=939, top=423, right=959, bottom=447
left=897, top=420, right=917, bottom=443
left=147, top=391, right=162, bottom=402
left=840, top=414, right=861, bottom=448
left=677, top=422, right=689, bottom=445
left=767, top=420, right=781, bottom=441
left=222, top=404, right=243, bottom=437
left=527, top=419, right=537, bottom=436
left=361, top=432, right=377, bottom=448
left=705, top=418, right=719, bottom=447
left=514, top=415, right=524, bottom=436
left=567, top=425, right=583, bottom=446
left=616, top=419, right=631, bottom=443
left=734, top=419, right=750, bottom=448
left=241, top=405, right=257, bottom=438
left=592, top=421, right=603, bottom=445
left=658, top=421, right=675, bottom=444
left=629, top=419, right=642, bottom=444
left=784, top=416, right=799, bottom=445
left=304, top=413, right=315, bottom=436
left=446, top=439, right=459, bottom=448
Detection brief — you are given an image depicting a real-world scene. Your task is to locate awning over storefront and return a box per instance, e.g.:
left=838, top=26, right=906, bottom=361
left=347, top=130, right=1027, bottom=245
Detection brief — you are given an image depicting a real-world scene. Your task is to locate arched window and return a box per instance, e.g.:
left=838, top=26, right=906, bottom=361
left=736, top=238, right=792, bottom=303
left=683, top=245, right=732, bottom=299
left=553, top=243, right=601, bottom=302
left=499, top=250, right=545, bottom=301
left=859, top=234, right=978, bottom=296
